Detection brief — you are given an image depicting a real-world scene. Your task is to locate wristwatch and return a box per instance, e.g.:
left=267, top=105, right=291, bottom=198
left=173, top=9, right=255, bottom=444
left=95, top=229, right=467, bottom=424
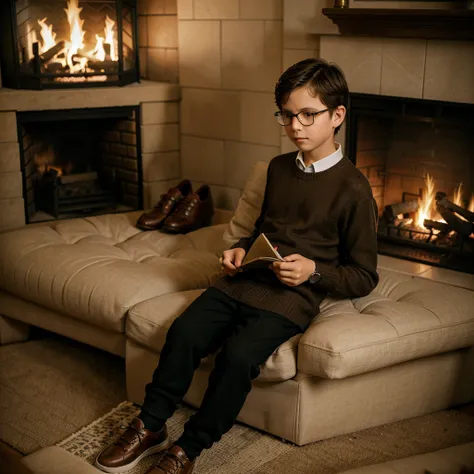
left=308, top=261, right=322, bottom=285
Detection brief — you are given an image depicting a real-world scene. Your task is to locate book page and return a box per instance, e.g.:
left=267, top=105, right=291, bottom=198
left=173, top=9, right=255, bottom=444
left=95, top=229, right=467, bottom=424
left=241, top=233, right=284, bottom=269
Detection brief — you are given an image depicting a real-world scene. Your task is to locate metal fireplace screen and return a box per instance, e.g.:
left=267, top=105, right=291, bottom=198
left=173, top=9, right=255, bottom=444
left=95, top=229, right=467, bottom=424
left=0, top=0, right=139, bottom=89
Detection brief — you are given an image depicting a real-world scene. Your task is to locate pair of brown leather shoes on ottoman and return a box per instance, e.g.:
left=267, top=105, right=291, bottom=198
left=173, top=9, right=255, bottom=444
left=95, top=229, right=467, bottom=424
left=95, top=418, right=194, bottom=473
left=137, top=179, right=214, bottom=234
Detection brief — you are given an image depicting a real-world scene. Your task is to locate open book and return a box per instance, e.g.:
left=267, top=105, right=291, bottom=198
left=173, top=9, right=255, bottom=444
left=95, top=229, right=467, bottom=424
left=238, top=233, right=284, bottom=271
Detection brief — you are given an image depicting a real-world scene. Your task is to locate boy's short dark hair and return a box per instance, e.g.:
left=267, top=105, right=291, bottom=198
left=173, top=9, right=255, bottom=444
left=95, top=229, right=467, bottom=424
left=274, top=58, right=349, bottom=134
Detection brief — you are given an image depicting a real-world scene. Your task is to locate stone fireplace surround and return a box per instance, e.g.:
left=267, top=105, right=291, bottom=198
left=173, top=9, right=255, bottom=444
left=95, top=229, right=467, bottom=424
left=0, top=81, right=180, bottom=232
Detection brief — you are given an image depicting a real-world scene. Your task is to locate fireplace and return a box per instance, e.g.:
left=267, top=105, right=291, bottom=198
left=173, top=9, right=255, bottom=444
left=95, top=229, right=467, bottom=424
left=0, top=0, right=139, bottom=89
left=347, top=93, right=474, bottom=274
left=18, top=106, right=143, bottom=223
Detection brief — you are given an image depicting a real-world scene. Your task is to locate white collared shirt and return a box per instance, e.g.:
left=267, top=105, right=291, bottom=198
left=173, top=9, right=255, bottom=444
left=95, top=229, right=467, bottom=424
left=295, top=144, right=343, bottom=173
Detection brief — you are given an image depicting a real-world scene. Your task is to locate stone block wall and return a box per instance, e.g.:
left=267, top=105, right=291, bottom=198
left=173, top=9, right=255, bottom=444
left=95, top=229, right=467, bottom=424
left=138, top=0, right=179, bottom=83
left=176, top=0, right=284, bottom=210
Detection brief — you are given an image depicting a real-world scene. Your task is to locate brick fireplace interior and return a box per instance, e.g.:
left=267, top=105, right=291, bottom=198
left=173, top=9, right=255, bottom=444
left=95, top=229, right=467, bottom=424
left=349, top=94, right=474, bottom=273
left=18, top=106, right=142, bottom=223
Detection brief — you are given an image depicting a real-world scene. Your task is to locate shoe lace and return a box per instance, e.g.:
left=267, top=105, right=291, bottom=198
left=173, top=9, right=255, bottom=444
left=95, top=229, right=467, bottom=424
left=171, top=195, right=196, bottom=219
left=155, top=192, right=180, bottom=212
left=115, top=424, right=144, bottom=451
left=156, top=452, right=186, bottom=474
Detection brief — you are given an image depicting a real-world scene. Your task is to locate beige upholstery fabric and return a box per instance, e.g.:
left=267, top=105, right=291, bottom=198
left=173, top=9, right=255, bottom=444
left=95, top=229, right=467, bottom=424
left=0, top=291, right=126, bottom=356
left=126, top=290, right=301, bottom=382
left=223, top=161, right=268, bottom=246
left=298, top=268, right=474, bottom=379
left=22, top=446, right=99, bottom=474
left=0, top=214, right=225, bottom=333
left=0, top=315, right=30, bottom=345
left=336, top=442, right=474, bottom=474
left=126, top=340, right=474, bottom=446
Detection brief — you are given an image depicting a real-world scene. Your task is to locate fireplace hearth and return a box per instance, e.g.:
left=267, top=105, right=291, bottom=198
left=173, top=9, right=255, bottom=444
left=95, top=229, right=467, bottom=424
left=0, top=0, right=139, bottom=89
left=347, top=93, right=474, bottom=274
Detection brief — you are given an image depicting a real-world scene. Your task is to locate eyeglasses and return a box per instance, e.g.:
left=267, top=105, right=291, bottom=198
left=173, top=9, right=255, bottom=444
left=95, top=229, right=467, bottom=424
left=274, top=108, right=330, bottom=126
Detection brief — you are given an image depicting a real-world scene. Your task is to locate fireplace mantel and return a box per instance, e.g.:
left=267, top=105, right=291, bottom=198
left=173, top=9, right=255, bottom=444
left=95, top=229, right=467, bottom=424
left=322, top=8, right=474, bottom=41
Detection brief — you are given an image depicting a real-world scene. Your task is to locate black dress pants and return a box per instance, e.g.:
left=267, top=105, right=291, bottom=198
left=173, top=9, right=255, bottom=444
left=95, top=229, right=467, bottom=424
left=140, top=287, right=301, bottom=460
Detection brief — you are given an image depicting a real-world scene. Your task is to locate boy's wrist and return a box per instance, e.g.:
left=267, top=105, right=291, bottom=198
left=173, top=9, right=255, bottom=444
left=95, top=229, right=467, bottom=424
left=308, top=260, right=322, bottom=285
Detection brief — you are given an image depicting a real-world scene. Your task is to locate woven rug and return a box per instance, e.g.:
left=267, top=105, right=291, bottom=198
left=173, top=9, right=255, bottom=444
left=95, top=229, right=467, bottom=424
left=57, top=401, right=292, bottom=474
left=56, top=400, right=474, bottom=474
left=3, top=335, right=474, bottom=473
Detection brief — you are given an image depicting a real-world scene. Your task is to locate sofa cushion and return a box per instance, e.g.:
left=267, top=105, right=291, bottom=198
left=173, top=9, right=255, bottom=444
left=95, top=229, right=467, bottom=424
left=223, top=161, right=268, bottom=247
left=126, top=290, right=300, bottom=382
left=298, top=268, right=474, bottom=379
left=0, top=212, right=226, bottom=333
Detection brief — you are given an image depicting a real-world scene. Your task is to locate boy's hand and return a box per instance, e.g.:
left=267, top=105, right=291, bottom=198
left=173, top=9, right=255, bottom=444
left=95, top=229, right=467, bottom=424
left=221, top=248, right=246, bottom=276
left=272, top=254, right=315, bottom=287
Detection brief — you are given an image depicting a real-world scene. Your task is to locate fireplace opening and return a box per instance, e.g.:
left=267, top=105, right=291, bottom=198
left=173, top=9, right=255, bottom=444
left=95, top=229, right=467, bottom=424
left=347, top=94, right=474, bottom=274
left=18, top=106, right=142, bottom=223
left=0, top=0, right=139, bottom=90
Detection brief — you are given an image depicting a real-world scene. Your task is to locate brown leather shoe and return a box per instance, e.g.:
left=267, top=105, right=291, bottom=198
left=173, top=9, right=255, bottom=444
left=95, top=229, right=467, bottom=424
left=137, top=180, right=193, bottom=230
left=145, top=445, right=195, bottom=474
left=95, top=418, right=169, bottom=473
left=161, top=184, right=214, bottom=234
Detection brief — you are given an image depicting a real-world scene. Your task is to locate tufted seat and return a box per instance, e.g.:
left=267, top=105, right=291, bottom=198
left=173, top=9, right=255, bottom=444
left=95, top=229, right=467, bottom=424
left=1, top=212, right=473, bottom=385
left=299, top=269, right=474, bottom=379
left=0, top=212, right=227, bottom=333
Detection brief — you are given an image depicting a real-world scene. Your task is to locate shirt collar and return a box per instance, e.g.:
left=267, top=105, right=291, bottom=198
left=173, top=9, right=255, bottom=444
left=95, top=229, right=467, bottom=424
left=295, top=144, right=343, bottom=173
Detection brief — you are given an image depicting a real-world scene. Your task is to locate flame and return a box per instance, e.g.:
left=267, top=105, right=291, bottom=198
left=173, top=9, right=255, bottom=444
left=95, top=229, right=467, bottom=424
left=104, top=15, right=117, bottom=61
left=469, top=195, right=474, bottom=213
left=64, top=0, right=86, bottom=72
left=453, top=182, right=463, bottom=207
left=92, top=35, right=106, bottom=62
left=37, top=18, right=57, bottom=54
left=48, top=165, right=64, bottom=177
left=25, top=0, right=118, bottom=80
left=415, top=174, right=436, bottom=228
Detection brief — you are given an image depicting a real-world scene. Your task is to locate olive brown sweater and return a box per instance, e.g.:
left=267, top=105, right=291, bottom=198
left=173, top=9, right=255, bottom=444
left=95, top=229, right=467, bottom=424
left=212, top=152, right=379, bottom=329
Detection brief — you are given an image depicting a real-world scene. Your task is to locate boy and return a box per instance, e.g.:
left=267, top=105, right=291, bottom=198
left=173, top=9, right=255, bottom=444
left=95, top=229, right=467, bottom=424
left=95, top=58, right=379, bottom=474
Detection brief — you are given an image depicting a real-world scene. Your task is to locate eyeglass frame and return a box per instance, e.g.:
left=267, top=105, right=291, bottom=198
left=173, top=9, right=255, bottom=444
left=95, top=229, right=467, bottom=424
left=274, top=108, right=331, bottom=127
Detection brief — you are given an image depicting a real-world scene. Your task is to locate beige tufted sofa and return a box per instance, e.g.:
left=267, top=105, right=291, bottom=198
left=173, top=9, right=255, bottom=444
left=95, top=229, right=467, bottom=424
left=1, top=162, right=474, bottom=446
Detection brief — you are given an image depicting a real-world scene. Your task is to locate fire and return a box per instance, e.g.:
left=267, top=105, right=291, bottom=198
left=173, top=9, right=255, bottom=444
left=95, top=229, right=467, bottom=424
left=37, top=18, right=57, bottom=54
left=453, top=182, right=463, bottom=207
left=27, top=0, right=118, bottom=78
left=64, top=0, right=86, bottom=72
left=415, top=174, right=436, bottom=228
left=469, top=195, right=474, bottom=213
left=92, top=35, right=106, bottom=62
left=104, top=15, right=118, bottom=61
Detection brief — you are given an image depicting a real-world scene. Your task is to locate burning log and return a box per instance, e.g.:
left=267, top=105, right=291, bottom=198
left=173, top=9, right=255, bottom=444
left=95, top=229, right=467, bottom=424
left=88, top=60, right=116, bottom=71
left=423, top=219, right=451, bottom=233
left=45, top=62, right=63, bottom=73
left=40, top=41, right=66, bottom=64
left=436, top=192, right=474, bottom=223
left=435, top=192, right=474, bottom=237
left=384, top=199, right=418, bottom=221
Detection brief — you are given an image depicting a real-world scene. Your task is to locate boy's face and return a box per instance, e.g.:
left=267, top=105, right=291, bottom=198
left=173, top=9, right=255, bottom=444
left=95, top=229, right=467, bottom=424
left=280, top=86, right=345, bottom=159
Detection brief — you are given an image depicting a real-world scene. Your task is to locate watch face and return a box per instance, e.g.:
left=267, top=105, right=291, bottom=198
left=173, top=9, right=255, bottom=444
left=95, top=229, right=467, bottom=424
left=309, top=272, right=322, bottom=284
